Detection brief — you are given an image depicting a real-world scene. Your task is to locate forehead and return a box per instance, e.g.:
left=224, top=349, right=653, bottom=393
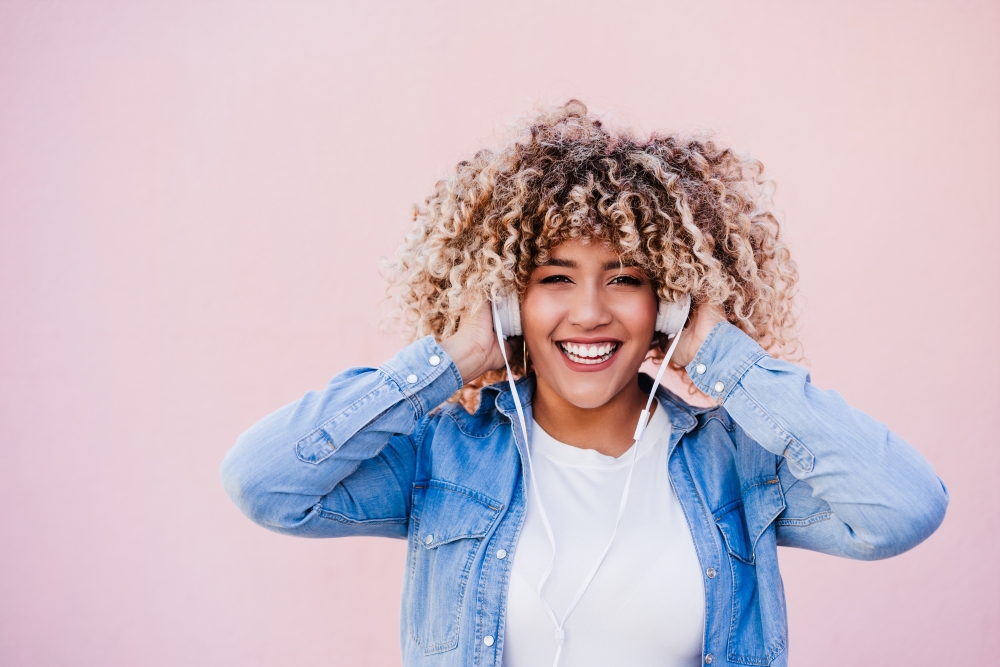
left=544, top=238, right=644, bottom=270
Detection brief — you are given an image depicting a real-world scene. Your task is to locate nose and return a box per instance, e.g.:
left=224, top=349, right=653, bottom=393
left=566, top=282, right=613, bottom=330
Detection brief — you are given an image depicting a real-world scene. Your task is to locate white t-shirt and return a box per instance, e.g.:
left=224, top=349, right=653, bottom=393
left=502, top=402, right=705, bottom=667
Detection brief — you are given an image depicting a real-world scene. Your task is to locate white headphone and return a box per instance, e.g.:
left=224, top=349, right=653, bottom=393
left=489, top=291, right=691, bottom=667
left=492, top=292, right=691, bottom=341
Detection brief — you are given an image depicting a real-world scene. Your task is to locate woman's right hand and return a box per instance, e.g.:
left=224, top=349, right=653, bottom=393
left=438, top=301, right=509, bottom=384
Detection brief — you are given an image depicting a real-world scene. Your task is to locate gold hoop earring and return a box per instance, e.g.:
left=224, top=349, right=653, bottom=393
left=523, top=340, right=529, bottom=375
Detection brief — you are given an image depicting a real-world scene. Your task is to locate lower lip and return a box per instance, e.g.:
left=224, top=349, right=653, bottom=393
left=556, top=344, right=620, bottom=373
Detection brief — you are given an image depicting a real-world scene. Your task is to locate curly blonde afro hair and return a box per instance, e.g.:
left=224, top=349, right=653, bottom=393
left=386, top=100, right=799, bottom=407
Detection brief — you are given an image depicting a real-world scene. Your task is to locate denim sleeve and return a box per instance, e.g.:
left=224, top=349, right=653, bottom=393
left=686, top=322, right=949, bottom=560
left=220, top=336, right=464, bottom=539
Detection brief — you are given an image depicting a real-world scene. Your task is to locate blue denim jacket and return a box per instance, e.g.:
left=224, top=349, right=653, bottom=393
left=221, top=322, right=948, bottom=667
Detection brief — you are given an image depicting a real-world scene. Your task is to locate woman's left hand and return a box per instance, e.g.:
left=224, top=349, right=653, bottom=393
left=669, top=303, right=727, bottom=368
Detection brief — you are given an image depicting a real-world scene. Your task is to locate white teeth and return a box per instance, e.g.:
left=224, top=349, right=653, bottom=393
left=559, top=342, right=619, bottom=365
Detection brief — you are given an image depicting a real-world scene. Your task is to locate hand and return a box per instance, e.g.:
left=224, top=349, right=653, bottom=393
left=669, top=303, right=727, bottom=368
left=438, top=301, right=510, bottom=384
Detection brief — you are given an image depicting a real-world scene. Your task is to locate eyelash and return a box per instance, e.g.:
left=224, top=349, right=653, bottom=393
left=538, top=275, right=643, bottom=286
left=610, top=275, right=642, bottom=286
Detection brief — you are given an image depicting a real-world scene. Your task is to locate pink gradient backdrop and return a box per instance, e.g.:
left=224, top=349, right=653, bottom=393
left=1, top=1, right=997, bottom=665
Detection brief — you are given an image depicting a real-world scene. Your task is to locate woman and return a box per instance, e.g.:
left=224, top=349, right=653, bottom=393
left=220, top=101, right=947, bottom=667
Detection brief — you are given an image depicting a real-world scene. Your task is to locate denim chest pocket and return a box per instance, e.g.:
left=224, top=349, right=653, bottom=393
left=407, top=480, right=502, bottom=654
left=714, top=478, right=787, bottom=666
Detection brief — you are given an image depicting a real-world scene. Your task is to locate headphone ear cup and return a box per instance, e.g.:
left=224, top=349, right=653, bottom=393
left=492, top=293, right=522, bottom=339
left=655, top=294, right=691, bottom=338
left=508, top=295, right=522, bottom=337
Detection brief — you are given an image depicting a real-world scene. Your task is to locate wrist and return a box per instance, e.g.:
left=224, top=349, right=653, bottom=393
left=672, top=305, right=727, bottom=367
left=439, top=335, right=489, bottom=384
left=684, top=321, right=767, bottom=404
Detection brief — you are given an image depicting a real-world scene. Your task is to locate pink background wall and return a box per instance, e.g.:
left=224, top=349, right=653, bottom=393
left=1, top=1, right=997, bottom=665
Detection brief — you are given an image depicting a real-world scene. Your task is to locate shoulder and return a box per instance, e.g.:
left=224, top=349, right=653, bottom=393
left=654, top=383, right=782, bottom=479
left=417, top=378, right=518, bottom=443
left=430, top=398, right=506, bottom=440
left=413, top=384, right=522, bottom=494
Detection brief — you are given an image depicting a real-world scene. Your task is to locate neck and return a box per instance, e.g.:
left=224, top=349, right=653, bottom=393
left=530, top=374, right=652, bottom=458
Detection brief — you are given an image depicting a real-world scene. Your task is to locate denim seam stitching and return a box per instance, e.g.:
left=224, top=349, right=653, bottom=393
left=670, top=451, right=719, bottom=663
left=473, top=487, right=512, bottom=667
left=720, top=493, right=786, bottom=665
left=740, top=476, right=781, bottom=495
left=411, top=527, right=493, bottom=655
left=734, top=386, right=815, bottom=473
left=728, top=641, right=787, bottom=666
left=749, top=486, right=785, bottom=562
left=490, top=476, right=524, bottom=667
left=317, top=510, right=407, bottom=526
left=476, top=527, right=496, bottom=667
left=378, top=369, right=425, bottom=417
left=776, top=511, right=832, bottom=527
left=406, top=483, right=503, bottom=655
left=717, top=350, right=767, bottom=403
left=401, top=355, right=454, bottom=414
left=443, top=411, right=502, bottom=439
left=294, top=428, right=337, bottom=465
left=411, top=414, right=435, bottom=455
left=295, top=402, right=398, bottom=465
left=702, top=411, right=737, bottom=432
left=689, top=323, right=765, bottom=401
left=726, top=545, right=786, bottom=666
left=294, top=381, right=402, bottom=462
left=715, top=510, right=755, bottom=566
left=427, top=479, right=504, bottom=512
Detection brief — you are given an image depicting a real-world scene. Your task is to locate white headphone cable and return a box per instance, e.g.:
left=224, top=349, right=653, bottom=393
left=492, top=301, right=684, bottom=667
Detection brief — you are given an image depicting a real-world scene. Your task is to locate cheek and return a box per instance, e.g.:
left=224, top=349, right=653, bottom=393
left=520, top=291, right=562, bottom=342
left=617, top=300, right=658, bottom=346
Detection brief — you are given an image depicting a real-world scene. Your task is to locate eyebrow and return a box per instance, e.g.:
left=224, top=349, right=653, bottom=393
left=604, top=259, right=642, bottom=271
left=539, top=258, right=642, bottom=271
left=540, top=258, right=577, bottom=268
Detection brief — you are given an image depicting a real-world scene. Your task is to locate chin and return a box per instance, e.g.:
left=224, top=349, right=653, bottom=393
left=532, top=341, right=648, bottom=410
left=561, top=390, right=617, bottom=410
left=548, top=373, right=631, bottom=410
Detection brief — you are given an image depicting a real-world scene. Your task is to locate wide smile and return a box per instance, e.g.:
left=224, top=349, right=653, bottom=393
left=557, top=340, right=620, bottom=366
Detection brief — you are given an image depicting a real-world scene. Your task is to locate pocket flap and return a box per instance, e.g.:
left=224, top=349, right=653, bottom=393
left=714, top=477, right=785, bottom=564
left=743, top=477, right=785, bottom=552
left=715, top=499, right=753, bottom=563
left=413, top=480, right=502, bottom=549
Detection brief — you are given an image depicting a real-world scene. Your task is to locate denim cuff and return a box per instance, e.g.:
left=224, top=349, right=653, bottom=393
left=379, top=336, right=464, bottom=417
left=685, top=322, right=768, bottom=403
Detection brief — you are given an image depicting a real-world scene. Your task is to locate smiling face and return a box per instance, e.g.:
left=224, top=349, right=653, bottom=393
left=521, top=238, right=658, bottom=411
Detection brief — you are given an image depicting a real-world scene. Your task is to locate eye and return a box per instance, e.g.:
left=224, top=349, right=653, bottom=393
left=609, top=274, right=643, bottom=287
left=539, top=274, right=573, bottom=284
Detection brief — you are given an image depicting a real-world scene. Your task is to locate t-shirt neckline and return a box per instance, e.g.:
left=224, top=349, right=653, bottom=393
left=529, top=400, right=671, bottom=469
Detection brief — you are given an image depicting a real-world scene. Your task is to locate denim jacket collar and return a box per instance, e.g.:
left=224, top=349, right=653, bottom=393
left=490, top=372, right=704, bottom=459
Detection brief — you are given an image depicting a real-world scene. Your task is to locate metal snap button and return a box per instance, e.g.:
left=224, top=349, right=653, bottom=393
left=425, top=534, right=433, bottom=545
left=696, top=363, right=707, bottom=374
left=714, top=381, right=725, bottom=393
left=496, top=549, right=507, bottom=560
left=429, top=355, right=440, bottom=366
left=705, top=654, right=714, bottom=664
left=407, top=374, right=418, bottom=384
left=483, top=635, right=495, bottom=647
